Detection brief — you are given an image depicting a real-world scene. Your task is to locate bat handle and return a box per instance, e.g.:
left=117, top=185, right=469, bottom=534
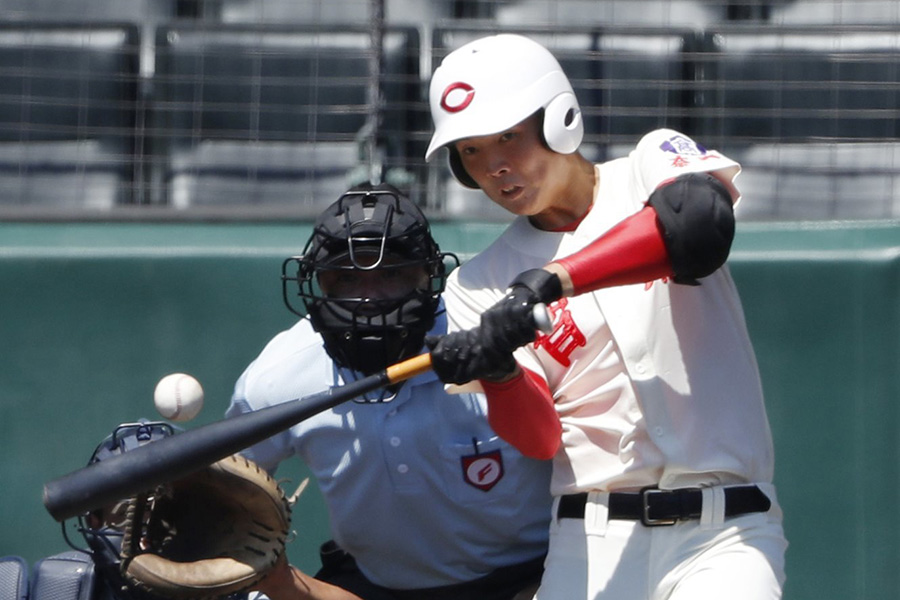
left=384, top=306, right=551, bottom=387
left=532, top=303, right=554, bottom=333
left=385, top=352, right=433, bottom=384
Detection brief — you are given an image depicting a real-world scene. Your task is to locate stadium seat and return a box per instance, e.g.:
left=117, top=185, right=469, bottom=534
left=150, top=24, right=420, bottom=211
left=29, top=552, right=94, bottom=600
left=0, top=556, right=28, bottom=600
left=772, top=0, right=900, bottom=26
left=732, top=142, right=900, bottom=220
left=0, top=0, right=178, bottom=76
left=211, top=0, right=373, bottom=25
left=495, top=0, right=711, bottom=28
left=589, top=28, right=697, bottom=146
left=0, top=23, right=140, bottom=208
left=0, top=0, right=173, bottom=21
left=696, top=26, right=900, bottom=143
left=211, top=0, right=468, bottom=26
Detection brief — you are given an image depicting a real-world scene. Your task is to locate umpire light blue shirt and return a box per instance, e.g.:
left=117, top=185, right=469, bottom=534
left=226, top=307, right=553, bottom=589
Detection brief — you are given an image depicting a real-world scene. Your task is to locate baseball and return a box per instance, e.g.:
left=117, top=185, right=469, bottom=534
left=154, top=373, right=204, bottom=422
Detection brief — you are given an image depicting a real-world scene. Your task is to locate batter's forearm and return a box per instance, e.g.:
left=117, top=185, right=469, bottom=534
left=481, top=367, right=561, bottom=460
left=551, top=205, right=672, bottom=296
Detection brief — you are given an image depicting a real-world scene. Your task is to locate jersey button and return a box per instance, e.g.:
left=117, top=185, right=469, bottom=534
left=390, top=436, right=401, bottom=447
left=397, top=464, right=409, bottom=474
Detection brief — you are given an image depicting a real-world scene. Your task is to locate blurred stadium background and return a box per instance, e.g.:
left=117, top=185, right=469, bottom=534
left=1, top=2, right=899, bottom=599
left=0, top=0, right=898, bottom=221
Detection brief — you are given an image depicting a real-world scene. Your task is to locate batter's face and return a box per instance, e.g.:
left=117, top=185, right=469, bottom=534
left=454, top=114, right=569, bottom=219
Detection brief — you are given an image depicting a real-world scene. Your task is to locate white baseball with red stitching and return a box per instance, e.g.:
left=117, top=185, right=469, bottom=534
left=154, top=372, right=204, bottom=422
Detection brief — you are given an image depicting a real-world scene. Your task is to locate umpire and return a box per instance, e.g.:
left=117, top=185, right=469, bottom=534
left=229, top=183, right=553, bottom=600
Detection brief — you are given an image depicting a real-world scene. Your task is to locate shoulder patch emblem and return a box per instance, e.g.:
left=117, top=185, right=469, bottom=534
left=660, top=134, right=707, bottom=156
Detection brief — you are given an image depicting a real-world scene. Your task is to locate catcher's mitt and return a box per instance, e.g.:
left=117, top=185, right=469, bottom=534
left=119, top=454, right=291, bottom=600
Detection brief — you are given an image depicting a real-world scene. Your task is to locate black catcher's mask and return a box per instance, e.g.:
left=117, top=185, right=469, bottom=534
left=283, top=183, right=456, bottom=378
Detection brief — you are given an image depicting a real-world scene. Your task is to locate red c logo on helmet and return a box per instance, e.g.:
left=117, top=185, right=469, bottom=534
left=441, top=82, right=475, bottom=113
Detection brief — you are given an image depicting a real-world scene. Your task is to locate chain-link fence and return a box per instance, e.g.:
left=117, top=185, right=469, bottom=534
left=0, top=0, right=898, bottom=221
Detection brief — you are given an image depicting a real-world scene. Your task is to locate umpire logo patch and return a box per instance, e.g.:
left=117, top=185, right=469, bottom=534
left=461, top=449, right=504, bottom=491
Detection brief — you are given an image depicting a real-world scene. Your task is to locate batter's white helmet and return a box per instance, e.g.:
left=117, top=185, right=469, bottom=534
left=425, top=34, right=584, bottom=186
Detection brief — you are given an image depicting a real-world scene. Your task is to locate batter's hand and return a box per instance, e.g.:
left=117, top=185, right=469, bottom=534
left=426, top=268, right=560, bottom=384
left=473, top=267, right=561, bottom=357
left=508, top=268, right=564, bottom=305
left=425, top=328, right=518, bottom=384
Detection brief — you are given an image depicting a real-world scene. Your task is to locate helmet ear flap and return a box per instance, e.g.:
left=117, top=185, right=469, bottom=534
left=542, top=92, right=583, bottom=154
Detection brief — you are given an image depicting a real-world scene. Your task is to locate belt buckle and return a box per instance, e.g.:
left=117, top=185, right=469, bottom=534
left=640, top=486, right=677, bottom=526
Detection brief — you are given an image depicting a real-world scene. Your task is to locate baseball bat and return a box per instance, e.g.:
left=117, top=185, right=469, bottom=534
left=43, top=305, right=553, bottom=522
left=43, top=353, right=432, bottom=522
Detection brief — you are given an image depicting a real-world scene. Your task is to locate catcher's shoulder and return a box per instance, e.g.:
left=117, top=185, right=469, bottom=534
left=242, top=320, right=330, bottom=388
left=259, top=318, right=320, bottom=356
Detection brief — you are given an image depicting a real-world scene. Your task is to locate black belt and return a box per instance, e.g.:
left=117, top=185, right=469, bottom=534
left=557, top=485, right=771, bottom=526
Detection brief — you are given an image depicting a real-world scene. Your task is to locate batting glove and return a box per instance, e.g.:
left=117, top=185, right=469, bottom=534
left=509, top=268, right=564, bottom=305
left=425, top=269, right=561, bottom=385
left=478, top=268, right=562, bottom=353
left=425, top=329, right=518, bottom=384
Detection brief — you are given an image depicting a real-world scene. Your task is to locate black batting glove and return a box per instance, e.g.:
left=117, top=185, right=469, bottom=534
left=424, top=269, right=560, bottom=385
left=479, top=288, right=541, bottom=355
left=425, top=330, right=517, bottom=384
left=509, top=268, right=564, bottom=305
left=478, top=268, right=563, bottom=354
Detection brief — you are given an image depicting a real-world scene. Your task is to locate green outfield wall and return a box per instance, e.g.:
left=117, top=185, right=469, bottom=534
left=1, top=219, right=898, bottom=599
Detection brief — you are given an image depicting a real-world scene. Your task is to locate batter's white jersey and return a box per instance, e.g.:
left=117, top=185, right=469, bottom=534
left=444, top=128, right=775, bottom=496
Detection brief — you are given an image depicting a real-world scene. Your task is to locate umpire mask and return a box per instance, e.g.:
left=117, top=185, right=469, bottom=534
left=283, top=183, right=455, bottom=377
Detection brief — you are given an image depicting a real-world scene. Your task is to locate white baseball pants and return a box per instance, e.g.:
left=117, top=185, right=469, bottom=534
left=533, top=483, right=787, bottom=600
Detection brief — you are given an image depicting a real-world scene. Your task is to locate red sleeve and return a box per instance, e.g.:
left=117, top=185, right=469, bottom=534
left=555, top=205, right=672, bottom=295
left=480, top=368, right=561, bottom=460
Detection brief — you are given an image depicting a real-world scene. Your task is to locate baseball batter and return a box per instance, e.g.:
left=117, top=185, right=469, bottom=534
left=423, top=34, right=788, bottom=599
left=227, top=184, right=553, bottom=600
